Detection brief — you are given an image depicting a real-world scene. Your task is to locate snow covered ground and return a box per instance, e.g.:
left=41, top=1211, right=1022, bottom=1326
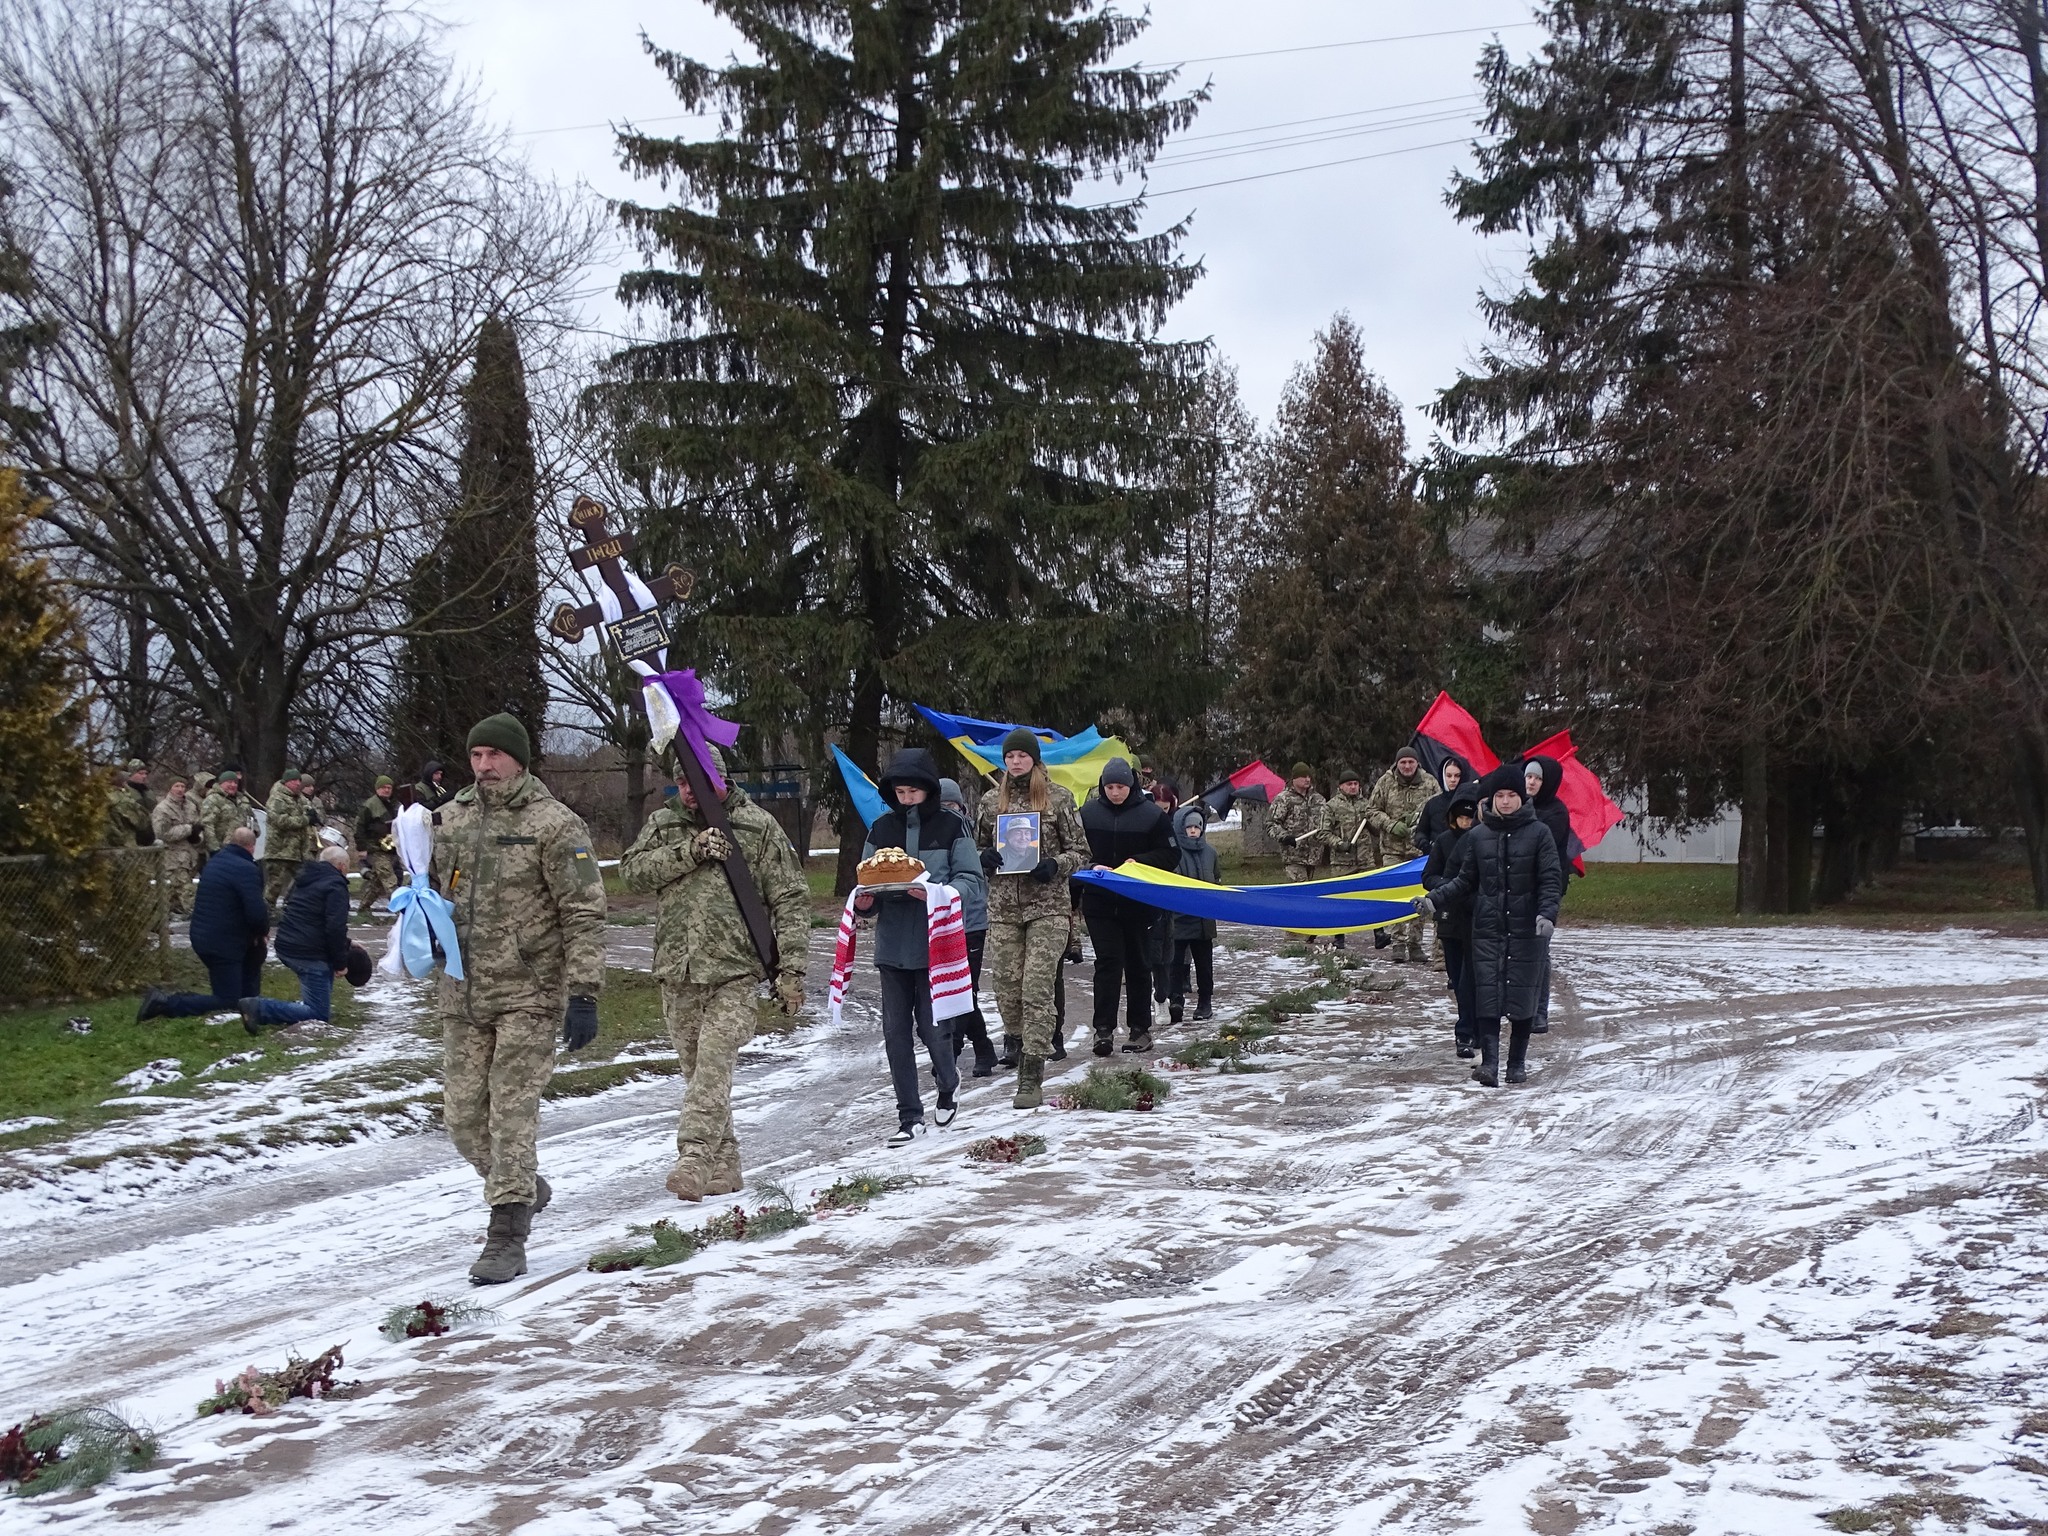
left=2, top=924, right=2046, bottom=1533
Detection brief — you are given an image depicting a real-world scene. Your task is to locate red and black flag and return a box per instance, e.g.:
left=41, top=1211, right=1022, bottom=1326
left=1200, top=760, right=1288, bottom=820
left=1521, top=729, right=1624, bottom=873
left=1412, top=691, right=1500, bottom=791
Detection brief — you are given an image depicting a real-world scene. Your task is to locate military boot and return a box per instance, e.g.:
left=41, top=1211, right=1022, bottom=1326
left=704, top=1160, right=743, bottom=1197
left=469, top=1202, right=530, bottom=1285
left=998, top=1034, right=1022, bottom=1069
left=666, top=1162, right=706, bottom=1202
left=1013, top=1055, right=1045, bottom=1110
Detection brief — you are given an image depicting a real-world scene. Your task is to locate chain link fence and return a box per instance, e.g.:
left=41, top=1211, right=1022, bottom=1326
left=0, top=847, right=173, bottom=1008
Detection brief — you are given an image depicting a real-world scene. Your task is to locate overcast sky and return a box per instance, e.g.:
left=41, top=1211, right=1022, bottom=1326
left=432, top=0, right=1543, bottom=450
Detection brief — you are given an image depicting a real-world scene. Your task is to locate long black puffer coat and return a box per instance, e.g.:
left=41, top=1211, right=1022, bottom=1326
left=1421, top=783, right=1482, bottom=943
left=1429, top=802, right=1562, bottom=1020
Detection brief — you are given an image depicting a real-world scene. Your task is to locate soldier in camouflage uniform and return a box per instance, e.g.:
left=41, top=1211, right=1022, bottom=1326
left=151, top=775, right=204, bottom=916
left=1267, top=763, right=1327, bottom=884
left=1316, top=768, right=1373, bottom=951
left=353, top=776, right=399, bottom=916
left=620, top=743, right=809, bottom=1202
left=261, top=768, right=320, bottom=912
left=974, top=729, right=1088, bottom=1108
left=103, top=759, right=155, bottom=848
left=432, top=713, right=607, bottom=1285
left=1365, top=744, right=1436, bottom=962
left=200, top=771, right=256, bottom=852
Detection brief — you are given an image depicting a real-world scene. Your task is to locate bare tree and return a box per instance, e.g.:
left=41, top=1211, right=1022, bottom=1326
left=0, top=0, right=597, bottom=788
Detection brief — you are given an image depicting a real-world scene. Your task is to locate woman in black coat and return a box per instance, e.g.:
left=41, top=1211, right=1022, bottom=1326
left=1418, top=765, right=1563, bottom=1087
left=1521, top=755, right=1573, bottom=1035
left=1078, top=758, right=1178, bottom=1055
left=1421, top=781, right=1481, bottom=1058
left=1411, top=754, right=1473, bottom=855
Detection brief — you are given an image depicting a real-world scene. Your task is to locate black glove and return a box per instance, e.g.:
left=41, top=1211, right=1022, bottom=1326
left=979, top=846, right=1001, bottom=873
left=1277, top=833, right=1296, bottom=848
left=563, top=995, right=599, bottom=1052
left=1031, top=857, right=1058, bottom=884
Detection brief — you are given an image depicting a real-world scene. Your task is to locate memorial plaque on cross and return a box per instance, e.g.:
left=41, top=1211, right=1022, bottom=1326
left=549, top=495, right=780, bottom=974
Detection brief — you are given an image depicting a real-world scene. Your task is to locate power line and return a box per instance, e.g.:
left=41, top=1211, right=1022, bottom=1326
left=1108, top=133, right=1489, bottom=204
left=1154, top=109, right=1477, bottom=170
left=1168, top=92, right=1477, bottom=147
left=1143, top=20, right=1541, bottom=69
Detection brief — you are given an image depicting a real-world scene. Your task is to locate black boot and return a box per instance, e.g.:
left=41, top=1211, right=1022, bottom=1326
left=1051, top=1027, right=1068, bottom=1062
left=1193, top=996, right=1212, bottom=1021
left=1169, top=998, right=1184, bottom=1025
left=998, top=1034, right=1021, bottom=1069
left=1505, top=1020, right=1532, bottom=1084
left=972, top=1034, right=997, bottom=1078
left=1374, top=929, right=1392, bottom=950
left=1333, top=933, right=1346, bottom=950
left=1470, top=1026, right=1499, bottom=1089
left=1093, top=1030, right=1114, bottom=1058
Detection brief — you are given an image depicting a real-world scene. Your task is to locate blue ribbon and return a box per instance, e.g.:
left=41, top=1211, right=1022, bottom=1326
left=388, top=872, right=464, bottom=980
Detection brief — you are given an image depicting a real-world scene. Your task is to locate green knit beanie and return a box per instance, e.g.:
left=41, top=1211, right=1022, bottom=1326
left=467, top=713, right=531, bottom=767
left=281, top=766, right=303, bottom=784
left=1291, top=761, right=1313, bottom=780
left=1000, top=727, right=1042, bottom=766
left=375, top=774, right=393, bottom=789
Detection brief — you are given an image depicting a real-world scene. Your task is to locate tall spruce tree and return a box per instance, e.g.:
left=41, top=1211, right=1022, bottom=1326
left=395, top=316, right=548, bottom=777
left=0, top=468, right=99, bottom=857
left=1230, top=316, right=1452, bottom=779
left=590, top=0, right=1208, bottom=889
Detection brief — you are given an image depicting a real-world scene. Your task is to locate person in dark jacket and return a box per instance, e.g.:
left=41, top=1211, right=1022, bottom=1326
left=1078, top=757, right=1178, bottom=1055
left=940, top=777, right=998, bottom=1078
left=855, top=748, right=986, bottom=1141
left=138, top=828, right=269, bottom=1019
left=245, top=845, right=355, bottom=1030
left=1416, top=765, right=1563, bottom=1088
left=1522, top=756, right=1573, bottom=1034
left=1166, top=804, right=1220, bottom=1023
left=1412, top=754, right=1473, bottom=854
left=1421, top=781, right=1482, bottom=1057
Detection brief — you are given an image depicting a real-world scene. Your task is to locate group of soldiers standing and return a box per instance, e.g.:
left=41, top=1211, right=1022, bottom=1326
left=103, top=756, right=459, bottom=919
left=1263, top=746, right=1441, bottom=962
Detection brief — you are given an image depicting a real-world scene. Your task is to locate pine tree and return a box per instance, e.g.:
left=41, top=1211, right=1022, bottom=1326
left=1230, top=316, right=1451, bottom=777
left=589, top=0, right=1208, bottom=888
left=395, top=316, right=548, bottom=776
left=0, top=468, right=99, bottom=857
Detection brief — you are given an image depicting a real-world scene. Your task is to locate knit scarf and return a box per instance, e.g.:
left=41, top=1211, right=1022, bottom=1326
left=829, top=876, right=973, bottom=1026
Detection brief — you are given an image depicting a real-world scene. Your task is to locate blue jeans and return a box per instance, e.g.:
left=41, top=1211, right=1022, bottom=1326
left=157, top=944, right=266, bottom=1017
left=256, top=956, right=334, bottom=1025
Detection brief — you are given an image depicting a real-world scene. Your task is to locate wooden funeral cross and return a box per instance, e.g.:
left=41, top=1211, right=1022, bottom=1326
left=550, top=495, right=779, bottom=975
left=548, top=495, right=694, bottom=657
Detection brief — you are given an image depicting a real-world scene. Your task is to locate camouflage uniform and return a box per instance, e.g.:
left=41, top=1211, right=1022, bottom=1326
left=262, top=780, right=318, bottom=909
left=1365, top=765, right=1435, bottom=961
left=433, top=771, right=607, bottom=1208
left=353, top=790, right=398, bottom=915
left=199, top=786, right=256, bottom=852
left=1319, top=788, right=1374, bottom=876
left=151, top=789, right=203, bottom=915
left=1266, top=785, right=1327, bottom=884
left=619, top=783, right=809, bottom=1193
left=103, top=781, right=154, bottom=848
left=974, top=778, right=1088, bottom=1059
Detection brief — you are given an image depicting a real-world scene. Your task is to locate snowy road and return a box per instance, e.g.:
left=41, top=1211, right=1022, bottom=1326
left=3, top=925, right=2047, bottom=1533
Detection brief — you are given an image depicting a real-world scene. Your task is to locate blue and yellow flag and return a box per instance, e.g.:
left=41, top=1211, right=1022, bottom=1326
left=914, top=704, right=1134, bottom=802
left=830, top=745, right=889, bottom=829
left=1072, top=857, right=1427, bottom=936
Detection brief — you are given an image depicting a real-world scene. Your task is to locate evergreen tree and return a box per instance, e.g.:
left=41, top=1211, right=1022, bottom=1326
left=0, top=468, right=99, bottom=857
left=589, top=0, right=1208, bottom=888
left=1230, top=316, right=1451, bottom=777
left=395, top=316, right=547, bottom=775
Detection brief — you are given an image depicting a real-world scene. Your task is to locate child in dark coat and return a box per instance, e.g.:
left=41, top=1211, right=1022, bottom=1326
left=1166, top=804, right=1220, bottom=1023
left=1416, top=765, right=1563, bottom=1087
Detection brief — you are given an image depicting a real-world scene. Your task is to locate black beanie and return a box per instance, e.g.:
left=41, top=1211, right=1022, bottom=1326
left=1099, top=757, right=1136, bottom=789
left=467, top=713, right=531, bottom=767
left=1000, top=727, right=1042, bottom=766
left=1476, top=764, right=1526, bottom=800
left=344, top=943, right=373, bottom=988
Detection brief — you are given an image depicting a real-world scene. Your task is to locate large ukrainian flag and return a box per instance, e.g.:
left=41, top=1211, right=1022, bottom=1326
left=914, top=705, right=1134, bottom=802
left=1072, top=858, right=1427, bottom=936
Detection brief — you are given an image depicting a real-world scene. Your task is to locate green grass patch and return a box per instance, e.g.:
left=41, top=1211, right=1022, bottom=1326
left=1567, top=858, right=2046, bottom=928
left=1056, top=1063, right=1172, bottom=1112
left=0, top=952, right=363, bottom=1146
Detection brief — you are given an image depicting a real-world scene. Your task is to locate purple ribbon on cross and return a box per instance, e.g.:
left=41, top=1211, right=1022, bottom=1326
left=653, top=669, right=742, bottom=795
